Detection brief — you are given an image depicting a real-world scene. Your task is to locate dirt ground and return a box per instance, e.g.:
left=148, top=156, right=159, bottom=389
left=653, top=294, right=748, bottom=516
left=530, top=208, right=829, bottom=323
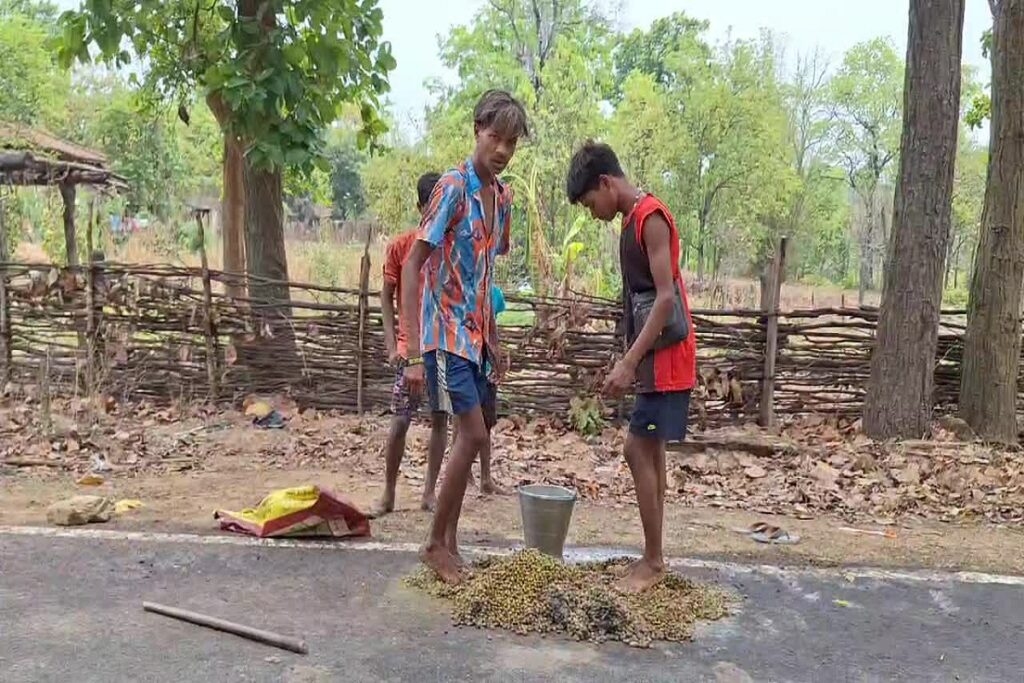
left=5, top=469, right=1024, bottom=575
left=3, top=399, right=1024, bottom=576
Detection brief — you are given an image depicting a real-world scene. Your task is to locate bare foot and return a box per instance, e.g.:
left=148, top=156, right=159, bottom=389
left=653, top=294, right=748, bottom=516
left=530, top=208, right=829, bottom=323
left=419, top=544, right=461, bottom=585
left=367, top=498, right=394, bottom=520
left=420, top=492, right=437, bottom=512
left=445, top=536, right=465, bottom=568
left=612, top=558, right=643, bottom=577
left=615, top=559, right=666, bottom=594
left=480, top=478, right=510, bottom=496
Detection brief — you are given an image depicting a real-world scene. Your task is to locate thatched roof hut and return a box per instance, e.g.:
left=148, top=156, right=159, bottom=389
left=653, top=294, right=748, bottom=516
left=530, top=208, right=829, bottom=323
left=0, top=120, right=128, bottom=266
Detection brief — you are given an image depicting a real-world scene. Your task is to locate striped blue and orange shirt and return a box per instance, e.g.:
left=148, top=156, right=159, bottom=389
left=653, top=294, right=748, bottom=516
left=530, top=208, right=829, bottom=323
left=417, top=158, right=513, bottom=367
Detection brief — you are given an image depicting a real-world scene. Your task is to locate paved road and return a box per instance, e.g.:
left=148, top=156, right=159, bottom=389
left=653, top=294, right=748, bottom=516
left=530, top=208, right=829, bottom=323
left=0, top=529, right=1020, bottom=682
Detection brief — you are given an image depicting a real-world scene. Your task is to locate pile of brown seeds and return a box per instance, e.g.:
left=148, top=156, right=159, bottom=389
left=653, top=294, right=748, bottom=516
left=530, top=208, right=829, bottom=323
left=405, top=550, right=731, bottom=648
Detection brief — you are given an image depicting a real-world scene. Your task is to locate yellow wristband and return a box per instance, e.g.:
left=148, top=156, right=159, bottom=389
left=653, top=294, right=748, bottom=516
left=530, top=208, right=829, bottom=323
left=406, top=356, right=424, bottom=367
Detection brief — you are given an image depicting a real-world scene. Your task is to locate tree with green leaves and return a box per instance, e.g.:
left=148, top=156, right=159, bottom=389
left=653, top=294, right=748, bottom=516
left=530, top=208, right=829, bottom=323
left=960, top=0, right=1024, bottom=443
left=0, top=0, right=57, bottom=24
left=863, top=0, right=965, bottom=440
left=66, top=74, right=221, bottom=218
left=0, top=10, right=67, bottom=127
left=678, top=37, right=794, bottom=280
left=58, top=0, right=395, bottom=304
left=827, top=38, right=904, bottom=305
left=775, top=49, right=847, bottom=281
left=328, top=139, right=367, bottom=221
left=612, top=11, right=710, bottom=96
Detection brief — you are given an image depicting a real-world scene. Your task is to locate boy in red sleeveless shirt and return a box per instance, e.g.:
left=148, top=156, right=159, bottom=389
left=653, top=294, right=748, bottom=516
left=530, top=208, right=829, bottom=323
left=567, top=141, right=697, bottom=593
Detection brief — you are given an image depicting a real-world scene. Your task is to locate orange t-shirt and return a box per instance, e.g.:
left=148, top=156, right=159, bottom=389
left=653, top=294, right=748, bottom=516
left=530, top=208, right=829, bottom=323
left=383, top=229, right=420, bottom=358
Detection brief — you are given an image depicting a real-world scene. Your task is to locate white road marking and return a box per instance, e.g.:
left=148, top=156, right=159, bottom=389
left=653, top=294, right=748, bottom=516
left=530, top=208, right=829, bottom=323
left=2, top=524, right=1023, bottom=587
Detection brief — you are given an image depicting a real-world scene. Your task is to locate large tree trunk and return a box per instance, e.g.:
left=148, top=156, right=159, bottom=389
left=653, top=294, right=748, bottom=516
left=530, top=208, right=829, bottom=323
left=245, top=160, right=294, bottom=307
left=243, top=162, right=291, bottom=306
left=960, top=0, right=1024, bottom=443
left=206, top=93, right=246, bottom=299
left=863, top=0, right=965, bottom=440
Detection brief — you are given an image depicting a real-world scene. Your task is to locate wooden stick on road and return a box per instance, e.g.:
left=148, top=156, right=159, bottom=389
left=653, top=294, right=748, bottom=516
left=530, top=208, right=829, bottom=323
left=142, top=601, right=308, bottom=654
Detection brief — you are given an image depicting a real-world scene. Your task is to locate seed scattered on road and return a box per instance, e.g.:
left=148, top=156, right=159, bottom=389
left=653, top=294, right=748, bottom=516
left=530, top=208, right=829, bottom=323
left=405, top=549, right=732, bottom=648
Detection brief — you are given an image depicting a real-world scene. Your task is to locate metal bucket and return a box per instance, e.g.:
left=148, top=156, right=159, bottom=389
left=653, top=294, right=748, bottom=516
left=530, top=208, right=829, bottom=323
left=518, top=484, right=577, bottom=559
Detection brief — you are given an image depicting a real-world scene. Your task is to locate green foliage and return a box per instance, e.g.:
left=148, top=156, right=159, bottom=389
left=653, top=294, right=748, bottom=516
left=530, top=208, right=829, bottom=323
left=613, top=11, right=710, bottom=95
left=0, top=0, right=58, bottom=25
left=943, top=285, right=969, bottom=309
left=363, top=144, right=436, bottom=233
left=57, top=0, right=396, bottom=172
left=610, top=29, right=796, bottom=277
left=569, top=395, right=606, bottom=436
left=327, top=136, right=367, bottom=220
left=965, top=93, right=991, bottom=130
left=0, top=13, right=68, bottom=126
left=64, top=74, right=222, bottom=217
left=963, top=55, right=992, bottom=131
left=828, top=37, right=903, bottom=190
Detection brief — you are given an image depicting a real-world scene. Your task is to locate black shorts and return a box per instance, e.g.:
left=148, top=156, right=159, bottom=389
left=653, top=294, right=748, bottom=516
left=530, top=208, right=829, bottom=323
left=629, top=390, right=691, bottom=442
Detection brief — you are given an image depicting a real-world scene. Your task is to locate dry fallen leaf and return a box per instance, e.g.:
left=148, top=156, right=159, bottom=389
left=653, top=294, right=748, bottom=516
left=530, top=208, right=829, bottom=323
left=744, top=465, right=767, bottom=479
left=810, top=461, right=841, bottom=487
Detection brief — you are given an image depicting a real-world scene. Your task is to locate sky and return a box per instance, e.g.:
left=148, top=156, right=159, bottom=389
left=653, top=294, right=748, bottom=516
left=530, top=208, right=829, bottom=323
left=378, top=0, right=994, bottom=135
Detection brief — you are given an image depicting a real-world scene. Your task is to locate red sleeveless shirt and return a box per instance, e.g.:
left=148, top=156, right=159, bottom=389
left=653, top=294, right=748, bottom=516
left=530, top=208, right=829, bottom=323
left=620, top=194, right=697, bottom=393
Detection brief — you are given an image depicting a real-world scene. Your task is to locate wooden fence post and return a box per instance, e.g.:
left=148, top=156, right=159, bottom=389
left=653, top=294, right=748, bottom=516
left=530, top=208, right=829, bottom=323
left=759, top=237, right=788, bottom=428
left=355, top=225, right=372, bottom=415
left=84, top=196, right=97, bottom=395
left=0, top=195, right=10, bottom=390
left=195, top=210, right=219, bottom=402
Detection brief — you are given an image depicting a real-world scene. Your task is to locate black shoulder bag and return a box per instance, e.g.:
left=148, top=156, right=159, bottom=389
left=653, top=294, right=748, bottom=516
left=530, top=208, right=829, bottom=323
left=630, top=281, right=690, bottom=351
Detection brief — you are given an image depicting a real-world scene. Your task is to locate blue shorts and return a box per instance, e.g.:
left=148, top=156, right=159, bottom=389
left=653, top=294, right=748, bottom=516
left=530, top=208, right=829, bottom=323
left=629, top=391, right=691, bottom=442
left=424, top=351, right=496, bottom=424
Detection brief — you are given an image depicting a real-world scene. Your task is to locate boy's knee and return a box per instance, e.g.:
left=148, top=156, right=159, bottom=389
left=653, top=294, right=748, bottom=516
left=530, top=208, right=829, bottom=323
left=457, top=419, right=489, bottom=451
left=624, top=434, right=659, bottom=463
left=390, top=415, right=412, bottom=434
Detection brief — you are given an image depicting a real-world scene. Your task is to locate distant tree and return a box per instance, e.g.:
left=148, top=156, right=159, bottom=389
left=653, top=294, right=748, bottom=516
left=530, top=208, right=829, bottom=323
left=827, top=38, right=904, bottom=304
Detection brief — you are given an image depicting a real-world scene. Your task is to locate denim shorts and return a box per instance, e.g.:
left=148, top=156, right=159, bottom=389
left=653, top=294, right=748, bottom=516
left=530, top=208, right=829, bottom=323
left=424, top=350, right=496, bottom=424
left=629, top=390, right=691, bottom=441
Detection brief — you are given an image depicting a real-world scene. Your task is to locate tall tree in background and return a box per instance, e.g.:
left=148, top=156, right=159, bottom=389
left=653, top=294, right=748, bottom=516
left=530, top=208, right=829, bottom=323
left=828, top=39, right=904, bottom=305
left=58, top=0, right=394, bottom=303
left=0, top=11, right=67, bottom=126
left=0, top=0, right=56, bottom=24
left=960, top=0, right=1024, bottom=443
left=863, top=0, right=965, bottom=439
left=613, top=11, right=710, bottom=95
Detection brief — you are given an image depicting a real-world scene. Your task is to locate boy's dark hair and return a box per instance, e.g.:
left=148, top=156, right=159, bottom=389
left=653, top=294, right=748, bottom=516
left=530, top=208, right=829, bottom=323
left=474, top=89, right=529, bottom=139
left=417, top=172, right=441, bottom=207
left=566, top=140, right=625, bottom=204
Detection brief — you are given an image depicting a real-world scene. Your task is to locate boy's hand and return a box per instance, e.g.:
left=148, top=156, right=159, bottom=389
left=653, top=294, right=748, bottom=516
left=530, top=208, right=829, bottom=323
left=404, top=362, right=425, bottom=396
left=602, top=357, right=636, bottom=398
left=388, top=349, right=401, bottom=366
